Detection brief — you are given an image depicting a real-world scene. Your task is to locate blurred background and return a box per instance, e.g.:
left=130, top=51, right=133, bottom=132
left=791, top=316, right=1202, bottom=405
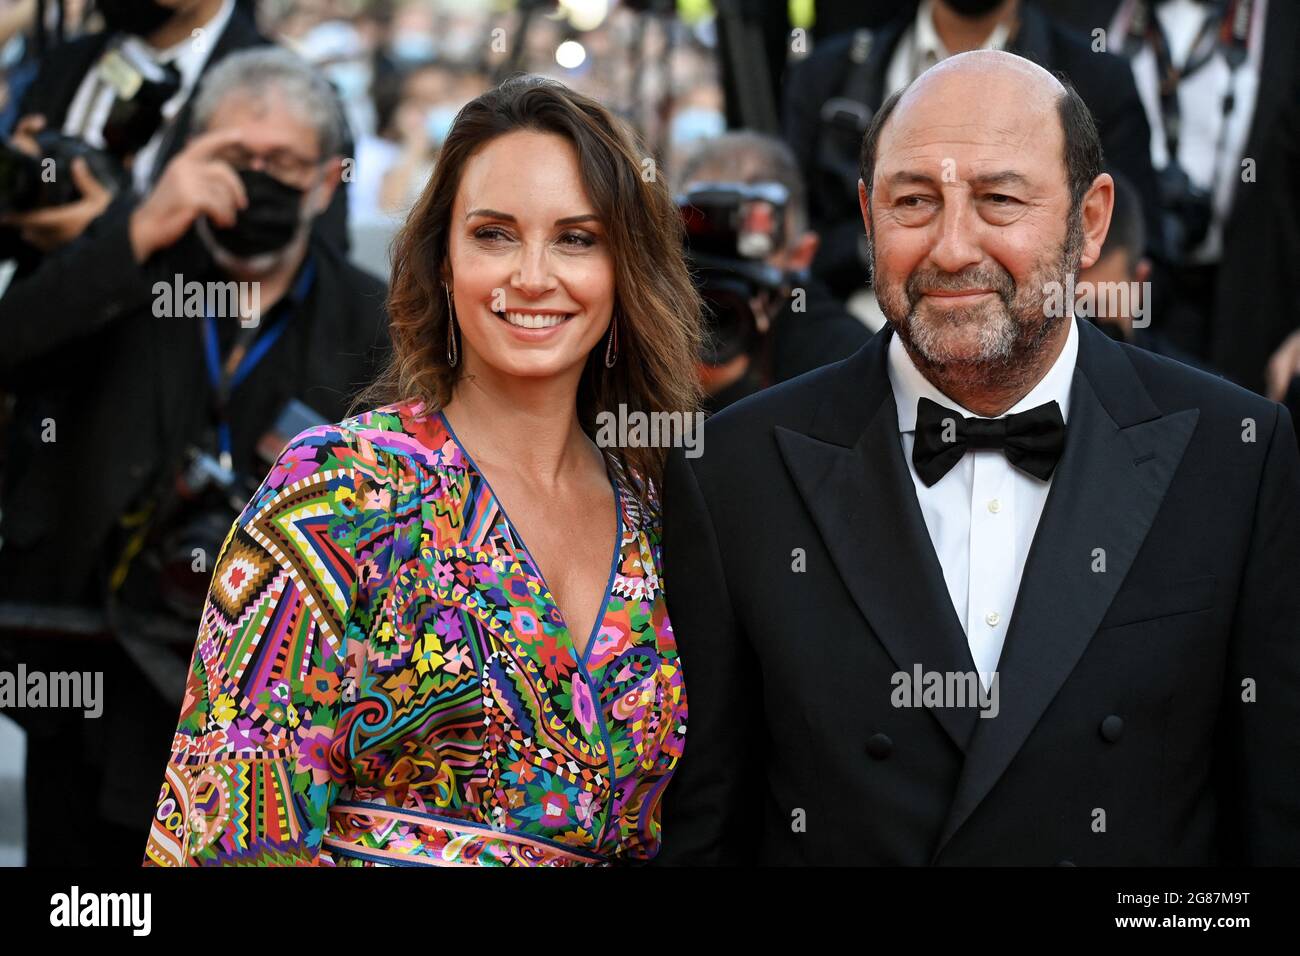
left=0, top=0, right=1295, bottom=866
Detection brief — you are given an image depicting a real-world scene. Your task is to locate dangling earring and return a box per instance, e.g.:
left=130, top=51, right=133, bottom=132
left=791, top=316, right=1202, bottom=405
left=445, top=284, right=458, bottom=368
left=604, top=311, right=618, bottom=368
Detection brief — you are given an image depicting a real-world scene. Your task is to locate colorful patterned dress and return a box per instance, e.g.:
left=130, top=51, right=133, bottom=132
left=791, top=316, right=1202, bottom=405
left=143, top=399, right=686, bottom=866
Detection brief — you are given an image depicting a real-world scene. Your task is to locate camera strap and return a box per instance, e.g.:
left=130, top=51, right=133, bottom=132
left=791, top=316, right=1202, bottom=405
left=1130, top=0, right=1254, bottom=173
left=201, top=254, right=317, bottom=471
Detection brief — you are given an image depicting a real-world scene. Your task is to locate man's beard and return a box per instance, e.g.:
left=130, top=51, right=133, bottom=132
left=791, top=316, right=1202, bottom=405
left=870, top=208, right=1085, bottom=393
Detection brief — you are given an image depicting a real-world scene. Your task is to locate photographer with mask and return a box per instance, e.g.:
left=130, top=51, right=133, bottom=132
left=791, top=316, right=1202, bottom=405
left=0, top=0, right=265, bottom=262
left=0, top=46, right=389, bottom=866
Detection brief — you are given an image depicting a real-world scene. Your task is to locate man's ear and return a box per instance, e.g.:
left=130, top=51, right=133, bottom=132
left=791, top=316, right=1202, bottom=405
left=1077, top=172, right=1115, bottom=271
left=311, top=156, right=345, bottom=213
left=858, top=178, right=872, bottom=235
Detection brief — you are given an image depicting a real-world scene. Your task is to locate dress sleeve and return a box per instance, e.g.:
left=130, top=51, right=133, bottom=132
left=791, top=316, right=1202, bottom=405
left=143, top=423, right=378, bottom=866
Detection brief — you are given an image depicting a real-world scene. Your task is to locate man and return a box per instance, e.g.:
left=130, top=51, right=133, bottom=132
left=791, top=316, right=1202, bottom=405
left=1105, top=0, right=1300, bottom=395
left=677, top=131, right=871, bottom=412
left=658, top=50, right=1299, bottom=865
left=1, top=0, right=265, bottom=261
left=783, top=0, right=1162, bottom=304
left=0, top=47, right=389, bottom=865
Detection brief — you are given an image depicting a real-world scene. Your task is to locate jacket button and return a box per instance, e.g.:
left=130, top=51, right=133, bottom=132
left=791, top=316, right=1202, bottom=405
left=1100, top=715, right=1124, bottom=743
left=865, top=733, right=893, bottom=759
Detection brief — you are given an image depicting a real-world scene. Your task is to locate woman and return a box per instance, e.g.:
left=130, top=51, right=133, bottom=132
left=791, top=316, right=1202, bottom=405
left=143, top=74, right=703, bottom=866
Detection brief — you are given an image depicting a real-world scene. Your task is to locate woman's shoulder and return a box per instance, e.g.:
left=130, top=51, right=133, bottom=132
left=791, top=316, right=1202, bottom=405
left=335, top=397, right=467, bottom=474
left=247, top=398, right=461, bottom=515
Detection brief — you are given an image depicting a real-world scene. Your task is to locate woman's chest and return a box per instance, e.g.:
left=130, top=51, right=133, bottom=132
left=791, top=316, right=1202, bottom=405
left=334, top=498, right=683, bottom=845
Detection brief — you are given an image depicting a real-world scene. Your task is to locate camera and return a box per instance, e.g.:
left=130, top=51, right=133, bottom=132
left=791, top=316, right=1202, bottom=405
left=677, top=182, right=794, bottom=366
left=0, top=131, right=128, bottom=216
left=150, top=446, right=258, bottom=621
left=111, top=399, right=331, bottom=628
left=1156, top=160, right=1214, bottom=262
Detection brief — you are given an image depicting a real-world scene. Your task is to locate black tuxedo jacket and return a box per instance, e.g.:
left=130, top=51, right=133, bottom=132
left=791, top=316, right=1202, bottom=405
left=657, top=318, right=1300, bottom=865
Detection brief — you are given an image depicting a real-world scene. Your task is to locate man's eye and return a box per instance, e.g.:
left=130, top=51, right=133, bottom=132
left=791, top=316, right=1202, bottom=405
left=984, top=194, right=1018, bottom=205
left=898, top=195, right=930, bottom=207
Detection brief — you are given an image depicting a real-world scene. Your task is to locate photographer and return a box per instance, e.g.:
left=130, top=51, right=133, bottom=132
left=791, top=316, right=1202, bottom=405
left=0, top=0, right=267, bottom=265
left=0, top=46, right=390, bottom=866
left=678, top=131, right=870, bottom=413
left=1107, top=0, right=1300, bottom=395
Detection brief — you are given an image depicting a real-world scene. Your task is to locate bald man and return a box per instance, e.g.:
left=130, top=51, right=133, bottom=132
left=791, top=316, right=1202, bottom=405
left=657, top=51, right=1300, bottom=866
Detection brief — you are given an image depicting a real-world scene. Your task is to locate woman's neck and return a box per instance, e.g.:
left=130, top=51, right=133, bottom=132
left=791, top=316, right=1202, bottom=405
left=441, top=358, right=597, bottom=488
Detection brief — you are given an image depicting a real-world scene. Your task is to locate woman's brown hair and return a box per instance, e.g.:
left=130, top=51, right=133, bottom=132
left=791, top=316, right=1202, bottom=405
left=351, top=73, right=703, bottom=497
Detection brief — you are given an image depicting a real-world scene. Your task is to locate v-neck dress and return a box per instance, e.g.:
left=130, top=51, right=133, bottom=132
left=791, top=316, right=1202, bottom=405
left=143, top=399, right=687, bottom=866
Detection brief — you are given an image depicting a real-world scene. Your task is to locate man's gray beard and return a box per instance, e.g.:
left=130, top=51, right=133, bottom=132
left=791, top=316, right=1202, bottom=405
left=869, top=209, right=1085, bottom=390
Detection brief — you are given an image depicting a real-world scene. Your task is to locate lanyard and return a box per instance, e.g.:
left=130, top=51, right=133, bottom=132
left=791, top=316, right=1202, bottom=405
left=201, top=255, right=317, bottom=469
left=1127, top=0, right=1254, bottom=163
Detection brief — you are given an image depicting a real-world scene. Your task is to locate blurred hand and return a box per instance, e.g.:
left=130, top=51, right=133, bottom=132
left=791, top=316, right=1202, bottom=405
left=8, top=112, right=44, bottom=157
left=128, top=127, right=248, bottom=263
left=1265, top=328, right=1300, bottom=402
left=1, top=155, right=113, bottom=252
left=1, top=114, right=115, bottom=251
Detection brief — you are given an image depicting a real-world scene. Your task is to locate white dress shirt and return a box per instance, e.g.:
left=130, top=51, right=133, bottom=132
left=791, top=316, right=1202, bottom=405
left=1108, top=0, right=1266, bottom=264
left=884, top=0, right=1013, bottom=98
left=62, top=0, right=235, bottom=193
left=887, top=316, right=1080, bottom=686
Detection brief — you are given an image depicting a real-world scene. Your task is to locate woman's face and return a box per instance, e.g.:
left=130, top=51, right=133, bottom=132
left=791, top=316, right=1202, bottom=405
left=446, top=130, right=616, bottom=384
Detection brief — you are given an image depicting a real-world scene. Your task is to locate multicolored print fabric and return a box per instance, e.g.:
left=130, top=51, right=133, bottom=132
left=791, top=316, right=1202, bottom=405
left=143, top=399, right=686, bottom=866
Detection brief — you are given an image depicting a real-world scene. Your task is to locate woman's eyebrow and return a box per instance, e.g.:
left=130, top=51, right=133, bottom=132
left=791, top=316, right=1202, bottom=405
left=466, top=208, right=600, bottom=226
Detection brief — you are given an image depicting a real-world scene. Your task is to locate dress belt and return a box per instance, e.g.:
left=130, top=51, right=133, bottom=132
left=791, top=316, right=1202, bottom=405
left=322, top=800, right=607, bottom=867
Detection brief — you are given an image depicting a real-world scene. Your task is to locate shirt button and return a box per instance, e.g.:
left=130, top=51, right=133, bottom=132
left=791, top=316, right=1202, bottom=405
left=985, top=611, right=1000, bottom=627
left=987, top=498, right=1001, bottom=513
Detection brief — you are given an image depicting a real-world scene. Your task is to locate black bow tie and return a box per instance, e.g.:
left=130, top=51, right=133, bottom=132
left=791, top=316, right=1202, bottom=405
left=911, top=396, right=1067, bottom=487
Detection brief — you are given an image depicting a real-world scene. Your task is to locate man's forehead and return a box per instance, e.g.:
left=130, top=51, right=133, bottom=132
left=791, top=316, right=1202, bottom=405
left=877, top=95, right=1064, bottom=183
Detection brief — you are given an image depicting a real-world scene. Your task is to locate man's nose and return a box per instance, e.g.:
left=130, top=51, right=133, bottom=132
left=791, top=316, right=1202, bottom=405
left=926, top=200, right=983, bottom=276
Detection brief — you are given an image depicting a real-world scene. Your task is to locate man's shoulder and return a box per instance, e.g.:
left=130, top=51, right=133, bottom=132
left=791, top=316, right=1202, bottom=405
left=312, top=237, right=387, bottom=302
left=698, top=341, right=877, bottom=458
left=1039, top=12, right=1138, bottom=101
left=1111, top=337, right=1278, bottom=424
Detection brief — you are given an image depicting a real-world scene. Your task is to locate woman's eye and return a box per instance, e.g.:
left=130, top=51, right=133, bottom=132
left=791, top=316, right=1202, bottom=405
left=474, top=226, right=511, bottom=242
left=560, top=231, right=595, bottom=248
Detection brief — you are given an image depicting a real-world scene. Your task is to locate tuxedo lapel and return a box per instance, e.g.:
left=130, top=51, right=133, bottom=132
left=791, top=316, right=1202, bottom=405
left=932, top=321, right=1199, bottom=859
left=776, top=331, right=980, bottom=752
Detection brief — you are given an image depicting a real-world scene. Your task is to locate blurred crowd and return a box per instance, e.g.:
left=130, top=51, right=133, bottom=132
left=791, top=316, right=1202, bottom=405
left=0, top=0, right=1296, bottom=865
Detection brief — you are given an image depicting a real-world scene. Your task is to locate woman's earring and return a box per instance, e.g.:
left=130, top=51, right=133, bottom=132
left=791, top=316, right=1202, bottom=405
left=604, top=311, right=618, bottom=368
left=445, top=284, right=458, bottom=368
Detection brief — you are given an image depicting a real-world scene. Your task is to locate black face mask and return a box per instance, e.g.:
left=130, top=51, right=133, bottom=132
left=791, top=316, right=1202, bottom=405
left=207, top=168, right=307, bottom=259
left=944, top=0, right=1008, bottom=18
left=98, top=0, right=175, bottom=37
